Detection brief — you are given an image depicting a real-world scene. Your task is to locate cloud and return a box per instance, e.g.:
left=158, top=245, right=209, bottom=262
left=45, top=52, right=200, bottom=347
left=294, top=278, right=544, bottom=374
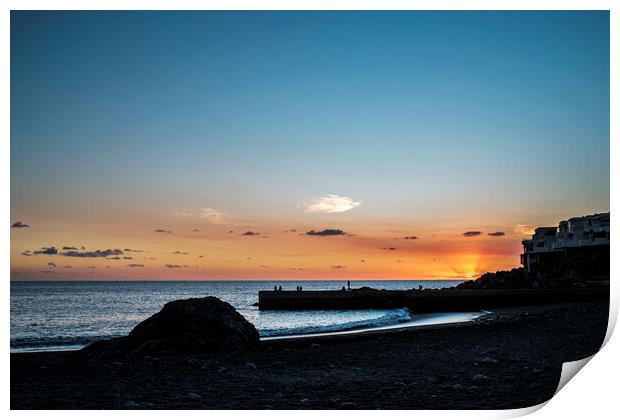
left=174, top=208, right=227, bottom=224
left=123, top=256, right=133, bottom=260
left=462, top=231, right=483, bottom=237
left=514, top=225, right=536, bottom=236
left=306, top=229, right=347, bottom=236
left=383, top=247, right=398, bottom=251
left=86, top=265, right=96, bottom=269
left=106, top=256, right=121, bottom=260
left=192, top=229, right=200, bottom=232
left=127, top=264, right=144, bottom=268
left=11, top=221, right=29, bottom=228
left=285, top=229, right=297, bottom=233
left=403, top=236, right=418, bottom=240
left=47, top=262, right=57, bottom=268
left=33, top=246, right=58, bottom=255
left=487, top=231, right=506, bottom=237
left=201, top=208, right=226, bottom=224
left=155, top=229, right=172, bottom=233
left=62, top=246, right=79, bottom=250
left=165, top=264, right=181, bottom=269
left=242, top=231, right=260, bottom=236
left=123, top=248, right=143, bottom=252
left=21, top=251, right=31, bottom=256
left=302, top=194, right=361, bottom=214
left=41, top=270, right=54, bottom=274
left=331, top=265, right=346, bottom=269
left=62, top=249, right=124, bottom=258
left=173, top=209, right=194, bottom=217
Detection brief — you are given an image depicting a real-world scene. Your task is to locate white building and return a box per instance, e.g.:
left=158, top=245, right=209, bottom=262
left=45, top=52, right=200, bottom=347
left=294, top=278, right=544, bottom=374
left=521, top=212, right=610, bottom=275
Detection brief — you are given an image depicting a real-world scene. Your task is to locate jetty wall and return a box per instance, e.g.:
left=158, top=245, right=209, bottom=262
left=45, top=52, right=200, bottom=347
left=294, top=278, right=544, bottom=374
left=258, top=288, right=608, bottom=312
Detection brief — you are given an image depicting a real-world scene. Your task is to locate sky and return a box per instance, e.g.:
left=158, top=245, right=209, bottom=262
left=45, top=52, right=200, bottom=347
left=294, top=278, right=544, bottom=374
left=10, top=11, right=610, bottom=280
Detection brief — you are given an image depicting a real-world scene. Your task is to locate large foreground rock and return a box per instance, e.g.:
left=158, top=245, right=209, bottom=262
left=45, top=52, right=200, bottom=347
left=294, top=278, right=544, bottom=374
left=77, top=297, right=259, bottom=359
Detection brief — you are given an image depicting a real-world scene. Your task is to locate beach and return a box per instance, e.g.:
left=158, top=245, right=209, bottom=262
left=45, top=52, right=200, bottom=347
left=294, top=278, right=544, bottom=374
left=10, top=301, right=608, bottom=410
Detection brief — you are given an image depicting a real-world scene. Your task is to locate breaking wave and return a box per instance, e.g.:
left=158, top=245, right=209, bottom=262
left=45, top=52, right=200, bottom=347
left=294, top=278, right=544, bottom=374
left=258, top=308, right=414, bottom=337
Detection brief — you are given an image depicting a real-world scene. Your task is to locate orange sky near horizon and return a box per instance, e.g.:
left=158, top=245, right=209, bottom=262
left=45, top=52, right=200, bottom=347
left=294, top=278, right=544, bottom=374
left=11, top=211, right=532, bottom=281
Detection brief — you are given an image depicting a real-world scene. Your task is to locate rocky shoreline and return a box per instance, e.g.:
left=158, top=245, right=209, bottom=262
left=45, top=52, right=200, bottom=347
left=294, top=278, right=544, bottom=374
left=11, top=301, right=609, bottom=409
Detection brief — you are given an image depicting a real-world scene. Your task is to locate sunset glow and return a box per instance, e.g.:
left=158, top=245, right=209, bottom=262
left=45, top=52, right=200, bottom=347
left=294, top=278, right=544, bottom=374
left=10, top=11, right=609, bottom=281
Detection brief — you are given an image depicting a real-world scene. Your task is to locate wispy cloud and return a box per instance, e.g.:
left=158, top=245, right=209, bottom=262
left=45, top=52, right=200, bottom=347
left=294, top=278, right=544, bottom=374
left=487, top=231, right=506, bottom=237
left=514, top=225, right=535, bottom=236
left=155, top=229, right=172, bottom=234
left=127, top=264, right=144, bottom=268
left=174, top=207, right=227, bottom=224
left=302, top=194, right=361, bottom=214
left=11, top=221, right=29, bottom=228
left=242, top=231, right=260, bottom=236
left=201, top=208, right=226, bottom=224
left=165, top=264, right=182, bottom=269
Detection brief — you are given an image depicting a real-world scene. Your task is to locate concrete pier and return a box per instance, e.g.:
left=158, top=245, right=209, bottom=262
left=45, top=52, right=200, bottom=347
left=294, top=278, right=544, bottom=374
left=258, top=288, right=608, bottom=312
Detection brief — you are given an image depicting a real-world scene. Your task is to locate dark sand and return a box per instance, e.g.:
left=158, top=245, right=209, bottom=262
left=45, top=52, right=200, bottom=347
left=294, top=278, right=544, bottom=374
left=11, top=302, right=608, bottom=410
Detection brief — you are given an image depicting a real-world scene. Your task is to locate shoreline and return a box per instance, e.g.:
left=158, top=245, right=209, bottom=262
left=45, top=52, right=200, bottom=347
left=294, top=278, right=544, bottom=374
left=8, top=302, right=591, bottom=354
left=11, top=301, right=609, bottom=409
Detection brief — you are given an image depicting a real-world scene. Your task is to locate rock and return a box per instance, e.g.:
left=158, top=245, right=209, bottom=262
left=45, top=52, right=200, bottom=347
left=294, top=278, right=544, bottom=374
left=310, top=343, right=322, bottom=349
left=478, top=357, right=499, bottom=364
left=187, top=392, right=202, bottom=401
left=340, top=402, right=358, bottom=409
left=245, top=362, right=257, bottom=370
left=472, top=374, right=490, bottom=382
left=76, top=297, right=260, bottom=359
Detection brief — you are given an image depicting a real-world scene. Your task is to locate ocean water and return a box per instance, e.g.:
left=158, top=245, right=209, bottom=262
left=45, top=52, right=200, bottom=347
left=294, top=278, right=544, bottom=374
left=10, top=280, right=467, bottom=352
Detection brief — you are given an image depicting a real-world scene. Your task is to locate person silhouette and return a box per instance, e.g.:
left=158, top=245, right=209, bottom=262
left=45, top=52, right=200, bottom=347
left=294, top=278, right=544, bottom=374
left=347, top=280, right=351, bottom=290
left=278, top=286, right=282, bottom=292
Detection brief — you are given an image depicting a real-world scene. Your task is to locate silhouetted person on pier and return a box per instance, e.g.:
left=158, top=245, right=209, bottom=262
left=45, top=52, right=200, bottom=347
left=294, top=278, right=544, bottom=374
left=347, top=280, right=351, bottom=290
left=342, top=286, right=346, bottom=291
left=419, top=285, right=423, bottom=290
left=274, top=286, right=277, bottom=291
left=300, top=286, right=303, bottom=291
left=278, top=286, right=282, bottom=291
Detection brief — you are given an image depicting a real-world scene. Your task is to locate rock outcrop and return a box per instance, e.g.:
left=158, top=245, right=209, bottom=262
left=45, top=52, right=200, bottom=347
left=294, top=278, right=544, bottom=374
left=455, top=268, right=531, bottom=290
left=77, top=297, right=259, bottom=359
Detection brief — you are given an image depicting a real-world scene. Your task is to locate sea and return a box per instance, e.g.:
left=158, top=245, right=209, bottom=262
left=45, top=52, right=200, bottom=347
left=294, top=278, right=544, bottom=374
left=10, top=280, right=476, bottom=352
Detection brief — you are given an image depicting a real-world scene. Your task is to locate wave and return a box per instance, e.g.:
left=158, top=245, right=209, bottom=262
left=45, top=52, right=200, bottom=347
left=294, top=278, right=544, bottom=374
left=258, top=308, right=414, bottom=337
left=11, top=334, right=119, bottom=351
